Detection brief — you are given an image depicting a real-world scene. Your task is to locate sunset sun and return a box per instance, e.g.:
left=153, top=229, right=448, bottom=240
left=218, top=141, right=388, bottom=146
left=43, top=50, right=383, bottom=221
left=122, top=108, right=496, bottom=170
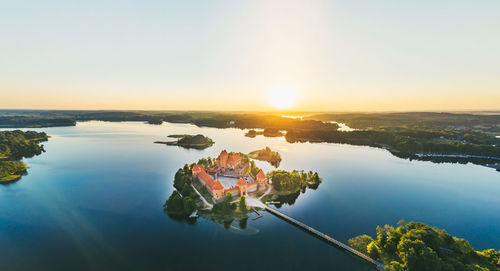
left=269, top=85, right=297, bottom=110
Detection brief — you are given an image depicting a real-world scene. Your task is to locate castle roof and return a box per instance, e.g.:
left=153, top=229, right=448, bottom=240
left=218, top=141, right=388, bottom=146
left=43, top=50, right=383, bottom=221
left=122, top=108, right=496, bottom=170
left=236, top=178, right=247, bottom=187
left=213, top=179, right=224, bottom=190
left=192, top=164, right=201, bottom=172
left=197, top=168, right=215, bottom=189
left=228, top=153, right=241, bottom=165
left=256, top=169, right=266, bottom=179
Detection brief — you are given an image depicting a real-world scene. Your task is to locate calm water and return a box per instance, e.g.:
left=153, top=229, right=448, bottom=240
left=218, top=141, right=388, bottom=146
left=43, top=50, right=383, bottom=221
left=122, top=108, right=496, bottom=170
left=1, top=121, right=499, bottom=271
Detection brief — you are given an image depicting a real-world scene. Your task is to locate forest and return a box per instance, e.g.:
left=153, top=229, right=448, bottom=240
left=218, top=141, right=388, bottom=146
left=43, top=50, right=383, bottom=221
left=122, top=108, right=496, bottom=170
left=348, top=221, right=500, bottom=271
left=0, top=130, right=49, bottom=183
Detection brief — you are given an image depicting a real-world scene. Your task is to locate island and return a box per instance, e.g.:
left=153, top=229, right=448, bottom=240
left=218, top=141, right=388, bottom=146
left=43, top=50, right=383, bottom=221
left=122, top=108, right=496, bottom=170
left=0, top=130, right=49, bottom=183
left=248, top=147, right=282, bottom=167
left=348, top=221, right=500, bottom=271
left=147, top=119, right=163, bottom=125
left=164, top=149, right=321, bottom=227
left=245, top=128, right=284, bottom=138
left=155, top=134, right=214, bottom=149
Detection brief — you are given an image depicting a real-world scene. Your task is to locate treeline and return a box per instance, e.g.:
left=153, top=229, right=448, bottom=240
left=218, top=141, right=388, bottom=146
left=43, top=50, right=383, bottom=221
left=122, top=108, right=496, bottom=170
left=285, top=128, right=500, bottom=163
left=0, top=110, right=340, bottom=131
left=348, top=221, right=500, bottom=271
left=0, top=130, right=49, bottom=183
left=267, top=170, right=321, bottom=192
left=308, top=112, right=500, bottom=130
left=0, top=116, right=75, bottom=128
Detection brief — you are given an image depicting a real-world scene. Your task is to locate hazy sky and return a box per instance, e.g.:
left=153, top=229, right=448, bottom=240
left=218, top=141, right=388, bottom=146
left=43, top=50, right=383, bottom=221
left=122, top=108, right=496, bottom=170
left=1, top=0, right=499, bottom=111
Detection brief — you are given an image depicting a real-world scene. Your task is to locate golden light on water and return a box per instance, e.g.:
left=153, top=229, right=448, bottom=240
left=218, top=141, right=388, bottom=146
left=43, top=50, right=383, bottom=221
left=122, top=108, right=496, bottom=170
left=268, top=85, right=297, bottom=109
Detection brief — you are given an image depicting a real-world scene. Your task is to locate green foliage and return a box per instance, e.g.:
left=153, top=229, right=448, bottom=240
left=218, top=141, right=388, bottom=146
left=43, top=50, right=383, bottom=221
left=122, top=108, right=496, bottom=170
left=367, top=242, right=381, bottom=260
left=349, top=221, right=500, bottom=271
left=166, top=134, right=214, bottom=149
left=164, top=190, right=196, bottom=217
left=0, top=116, right=75, bottom=128
left=248, top=160, right=261, bottom=177
left=0, top=130, right=49, bottom=182
left=348, top=234, right=373, bottom=254
left=398, top=238, right=442, bottom=271
left=285, top=126, right=500, bottom=165
left=268, top=170, right=322, bottom=192
left=239, top=196, right=247, bottom=213
left=197, top=157, right=215, bottom=168
left=248, top=147, right=282, bottom=167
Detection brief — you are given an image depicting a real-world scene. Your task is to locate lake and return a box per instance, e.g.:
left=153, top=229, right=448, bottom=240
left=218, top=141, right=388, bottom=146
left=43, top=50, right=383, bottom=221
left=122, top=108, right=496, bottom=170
left=1, top=121, right=499, bottom=270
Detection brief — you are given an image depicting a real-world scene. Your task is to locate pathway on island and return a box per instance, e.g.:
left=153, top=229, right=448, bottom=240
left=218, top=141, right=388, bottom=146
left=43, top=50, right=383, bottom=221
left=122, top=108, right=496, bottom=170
left=190, top=184, right=213, bottom=208
left=258, top=185, right=272, bottom=200
left=245, top=196, right=266, bottom=208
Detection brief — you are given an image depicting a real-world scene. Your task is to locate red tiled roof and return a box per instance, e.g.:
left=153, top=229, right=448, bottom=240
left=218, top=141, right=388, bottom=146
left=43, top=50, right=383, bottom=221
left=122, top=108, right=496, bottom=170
left=213, top=179, right=224, bottom=190
left=225, top=187, right=239, bottom=193
left=256, top=169, right=266, bottom=179
left=197, top=168, right=216, bottom=189
left=192, top=164, right=201, bottom=172
left=228, top=153, right=241, bottom=165
left=247, top=182, right=257, bottom=186
left=236, top=178, right=247, bottom=187
left=216, top=150, right=228, bottom=161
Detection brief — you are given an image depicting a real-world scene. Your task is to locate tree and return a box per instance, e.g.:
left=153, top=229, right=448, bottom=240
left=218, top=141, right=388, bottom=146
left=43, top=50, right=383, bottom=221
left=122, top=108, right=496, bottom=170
left=239, top=196, right=247, bottom=212
left=397, top=238, right=443, bottom=271
left=165, top=191, right=184, bottom=214
left=183, top=197, right=196, bottom=215
left=376, top=225, right=387, bottom=248
left=348, top=235, right=373, bottom=254
left=367, top=241, right=381, bottom=260
left=181, top=183, right=191, bottom=197
left=386, top=261, right=405, bottom=271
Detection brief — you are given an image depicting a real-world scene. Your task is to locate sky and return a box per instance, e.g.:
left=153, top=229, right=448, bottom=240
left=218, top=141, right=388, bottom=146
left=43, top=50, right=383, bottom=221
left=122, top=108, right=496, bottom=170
left=1, top=0, right=499, bottom=111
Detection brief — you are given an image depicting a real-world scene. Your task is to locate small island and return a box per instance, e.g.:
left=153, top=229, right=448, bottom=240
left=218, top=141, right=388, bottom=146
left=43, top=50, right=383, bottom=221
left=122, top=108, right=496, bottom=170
left=248, top=147, right=282, bottom=167
left=147, top=119, right=163, bottom=125
left=164, top=149, right=321, bottom=226
left=245, top=128, right=284, bottom=138
left=0, top=130, right=49, bottom=183
left=155, top=134, right=214, bottom=149
left=348, top=221, right=500, bottom=271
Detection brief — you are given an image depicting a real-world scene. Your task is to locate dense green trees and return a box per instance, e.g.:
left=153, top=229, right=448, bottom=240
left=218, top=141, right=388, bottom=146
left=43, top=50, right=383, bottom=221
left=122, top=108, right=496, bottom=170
left=349, top=221, right=500, bottom=271
left=285, top=127, right=500, bottom=165
left=0, top=116, right=75, bottom=128
left=268, top=170, right=322, bottom=192
left=0, top=130, right=49, bottom=183
left=164, top=191, right=196, bottom=216
left=239, top=196, right=247, bottom=213
left=348, top=234, right=373, bottom=254
left=248, top=147, right=282, bottom=167
left=160, top=134, right=214, bottom=149
left=164, top=165, right=199, bottom=217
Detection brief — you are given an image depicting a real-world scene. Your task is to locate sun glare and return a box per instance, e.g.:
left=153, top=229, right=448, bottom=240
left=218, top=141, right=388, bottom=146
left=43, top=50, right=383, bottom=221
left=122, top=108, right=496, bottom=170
left=269, top=85, right=297, bottom=110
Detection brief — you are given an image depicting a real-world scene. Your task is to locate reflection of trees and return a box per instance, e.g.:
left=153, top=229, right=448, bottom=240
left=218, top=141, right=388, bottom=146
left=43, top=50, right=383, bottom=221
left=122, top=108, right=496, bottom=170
left=273, top=190, right=301, bottom=208
left=164, top=210, right=197, bottom=225
left=239, top=218, right=248, bottom=229
left=223, top=220, right=232, bottom=229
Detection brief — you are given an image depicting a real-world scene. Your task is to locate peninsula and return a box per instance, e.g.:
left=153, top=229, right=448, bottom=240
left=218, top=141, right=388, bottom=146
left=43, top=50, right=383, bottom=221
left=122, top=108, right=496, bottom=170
left=155, top=134, right=214, bottom=149
left=0, top=130, right=49, bottom=183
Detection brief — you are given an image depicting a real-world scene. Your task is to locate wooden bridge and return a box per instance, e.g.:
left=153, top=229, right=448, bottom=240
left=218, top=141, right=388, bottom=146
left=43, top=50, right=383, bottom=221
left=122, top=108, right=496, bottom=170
left=264, top=204, right=385, bottom=270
